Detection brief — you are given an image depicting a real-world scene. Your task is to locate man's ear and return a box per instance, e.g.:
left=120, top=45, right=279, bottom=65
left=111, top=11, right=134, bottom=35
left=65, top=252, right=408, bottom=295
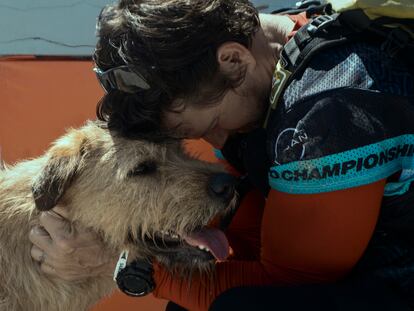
left=32, top=129, right=87, bottom=211
left=217, top=42, right=256, bottom=79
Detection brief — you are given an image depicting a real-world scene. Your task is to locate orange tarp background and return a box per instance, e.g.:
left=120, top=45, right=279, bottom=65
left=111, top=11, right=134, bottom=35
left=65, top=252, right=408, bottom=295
left=0, top=57, right=216, bottom=311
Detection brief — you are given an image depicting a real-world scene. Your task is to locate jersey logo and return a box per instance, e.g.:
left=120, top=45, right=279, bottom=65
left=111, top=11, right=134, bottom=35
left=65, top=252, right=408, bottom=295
left=274, top=128, right=308, bottom=165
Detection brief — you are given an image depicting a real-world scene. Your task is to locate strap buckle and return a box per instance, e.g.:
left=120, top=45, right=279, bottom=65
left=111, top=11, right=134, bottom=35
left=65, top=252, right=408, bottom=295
left=307, top=15, right=335, bottom=35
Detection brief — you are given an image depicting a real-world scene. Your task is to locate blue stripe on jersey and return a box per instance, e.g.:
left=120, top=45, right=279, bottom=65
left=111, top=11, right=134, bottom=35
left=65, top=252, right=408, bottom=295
left=269, top=134, right=414, bottom=194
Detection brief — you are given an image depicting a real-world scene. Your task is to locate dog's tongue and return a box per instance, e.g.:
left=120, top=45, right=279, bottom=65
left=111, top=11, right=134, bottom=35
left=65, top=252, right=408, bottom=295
left=184, top=228, right=229, bottom=261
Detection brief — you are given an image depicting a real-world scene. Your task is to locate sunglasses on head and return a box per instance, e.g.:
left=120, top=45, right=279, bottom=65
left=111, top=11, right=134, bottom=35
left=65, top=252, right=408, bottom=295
left=94, top=65, right=150, bottom=93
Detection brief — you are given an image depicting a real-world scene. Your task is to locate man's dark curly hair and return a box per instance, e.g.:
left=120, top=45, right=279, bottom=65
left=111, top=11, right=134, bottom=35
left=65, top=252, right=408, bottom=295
left=94, top=0, right=260, bottom=139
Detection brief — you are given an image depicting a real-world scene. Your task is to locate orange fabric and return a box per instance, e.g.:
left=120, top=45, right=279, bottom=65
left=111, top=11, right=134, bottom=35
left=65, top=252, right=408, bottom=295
left=153, top=180, right=386, bottom=311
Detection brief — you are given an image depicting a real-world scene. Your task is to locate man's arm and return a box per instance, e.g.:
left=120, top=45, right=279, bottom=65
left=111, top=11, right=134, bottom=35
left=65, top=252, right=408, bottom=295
left=152, top=180, right=385, bottom=310
left=29, top=180, right=384, bottom=310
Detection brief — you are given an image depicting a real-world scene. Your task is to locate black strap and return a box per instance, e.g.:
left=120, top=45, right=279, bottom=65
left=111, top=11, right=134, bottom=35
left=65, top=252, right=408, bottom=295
left=281, top=13, right=354, bottom=76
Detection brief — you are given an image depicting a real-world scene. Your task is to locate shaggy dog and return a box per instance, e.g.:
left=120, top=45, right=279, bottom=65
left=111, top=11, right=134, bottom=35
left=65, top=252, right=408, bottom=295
left=0, top=121, right=237, bottom=311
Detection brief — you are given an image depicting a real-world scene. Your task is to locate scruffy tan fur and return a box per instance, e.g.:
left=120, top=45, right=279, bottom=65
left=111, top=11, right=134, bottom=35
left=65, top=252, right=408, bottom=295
left=0, top=121, right=236, bottom=311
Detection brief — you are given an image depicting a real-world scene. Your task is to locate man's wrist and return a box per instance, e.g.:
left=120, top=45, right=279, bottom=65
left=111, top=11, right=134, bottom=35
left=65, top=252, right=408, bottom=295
left=115, top=258, right=155, bottom=297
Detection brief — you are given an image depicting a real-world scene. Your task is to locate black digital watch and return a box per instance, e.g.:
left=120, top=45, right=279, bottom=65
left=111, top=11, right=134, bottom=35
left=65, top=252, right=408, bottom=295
left=115, top=258, right=155, bottom=297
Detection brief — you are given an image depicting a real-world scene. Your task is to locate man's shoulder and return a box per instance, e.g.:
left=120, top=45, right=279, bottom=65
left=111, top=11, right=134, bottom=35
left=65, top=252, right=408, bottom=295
left=268, top=38, right=414, bottom=162
left=268, top=88, right=377, bottom=165
left=266, top=87, right=414, bottom=194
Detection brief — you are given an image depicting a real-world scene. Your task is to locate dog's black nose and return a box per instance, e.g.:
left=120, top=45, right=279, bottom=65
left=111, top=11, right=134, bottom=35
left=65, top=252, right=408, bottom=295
left=208, top=173, right=236, bottom=201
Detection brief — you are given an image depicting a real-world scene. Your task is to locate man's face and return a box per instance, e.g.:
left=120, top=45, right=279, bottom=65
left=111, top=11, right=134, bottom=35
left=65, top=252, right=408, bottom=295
left=162, top=40, right=274, bottom=148
left=162, top=78, right=267, bottom=149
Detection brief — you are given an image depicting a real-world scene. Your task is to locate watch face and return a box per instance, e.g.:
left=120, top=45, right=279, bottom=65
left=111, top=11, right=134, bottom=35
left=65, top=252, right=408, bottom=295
left=116, top=260, right=155, bottom=297
left=121, top=275, right=150, bottom=297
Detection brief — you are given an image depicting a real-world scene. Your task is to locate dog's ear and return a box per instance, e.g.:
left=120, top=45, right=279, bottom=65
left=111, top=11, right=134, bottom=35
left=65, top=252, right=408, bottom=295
left=32, top=129, right=87, bottom=211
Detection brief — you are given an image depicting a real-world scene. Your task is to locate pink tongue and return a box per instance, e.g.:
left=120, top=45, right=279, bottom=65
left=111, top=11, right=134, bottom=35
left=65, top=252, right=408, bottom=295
left=184, top=228, right=229, bottom=261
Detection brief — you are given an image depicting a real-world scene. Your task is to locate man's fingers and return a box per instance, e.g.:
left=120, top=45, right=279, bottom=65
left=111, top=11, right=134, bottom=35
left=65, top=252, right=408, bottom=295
left=39, top=210, right=72, bottom=240
left=31, top=245, right=47, bottom=264
left=29, top=225, right=52, bottom=251
left=40, top=263, right=57, bottom=277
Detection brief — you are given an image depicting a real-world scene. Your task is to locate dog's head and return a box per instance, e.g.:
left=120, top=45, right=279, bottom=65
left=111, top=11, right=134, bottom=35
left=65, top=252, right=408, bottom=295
left=32, top=121, right=238, bottom=271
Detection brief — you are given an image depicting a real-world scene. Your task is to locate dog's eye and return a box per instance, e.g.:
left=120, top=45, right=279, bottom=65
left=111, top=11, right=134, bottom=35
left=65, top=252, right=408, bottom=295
left=128, top=161, right=157, bottom=177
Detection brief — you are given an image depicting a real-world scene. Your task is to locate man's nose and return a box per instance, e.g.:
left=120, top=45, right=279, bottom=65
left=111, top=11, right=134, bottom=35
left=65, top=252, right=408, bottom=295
left=203, top=129, right=229, bottom=149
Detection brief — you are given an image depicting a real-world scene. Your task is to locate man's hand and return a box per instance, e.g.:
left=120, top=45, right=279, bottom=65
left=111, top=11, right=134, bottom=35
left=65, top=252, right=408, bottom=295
left=29, top=206, right=117, bottom=282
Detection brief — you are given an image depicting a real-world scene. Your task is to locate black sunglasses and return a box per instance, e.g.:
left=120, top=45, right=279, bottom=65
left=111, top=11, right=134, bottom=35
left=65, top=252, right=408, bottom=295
left=93, top=65, right=150, bottom=93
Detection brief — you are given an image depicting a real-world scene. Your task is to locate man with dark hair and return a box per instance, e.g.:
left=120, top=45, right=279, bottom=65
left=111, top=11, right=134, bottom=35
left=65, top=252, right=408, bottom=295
left=93, top=0, right=284, bottom=141
left=30, top=0, right=414, bottom=310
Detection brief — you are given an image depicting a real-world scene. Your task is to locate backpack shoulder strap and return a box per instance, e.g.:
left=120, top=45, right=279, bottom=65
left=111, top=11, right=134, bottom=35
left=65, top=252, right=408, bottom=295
left=264, top=6, right=414, bottom=128
left=263, top=13, right=355, bottom=128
